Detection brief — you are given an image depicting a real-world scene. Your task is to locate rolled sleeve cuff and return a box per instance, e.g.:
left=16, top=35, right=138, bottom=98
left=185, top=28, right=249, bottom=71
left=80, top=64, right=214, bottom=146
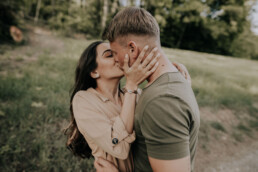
left=112, top=116, right=136, bottom=145
left=147, top=141, right=190, bottom=160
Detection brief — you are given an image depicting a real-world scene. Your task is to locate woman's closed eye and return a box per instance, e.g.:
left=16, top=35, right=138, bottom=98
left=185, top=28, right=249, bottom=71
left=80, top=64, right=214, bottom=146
left=106, top=52, right=113, bottom=58
left=102, top=49, right=113, bottom=58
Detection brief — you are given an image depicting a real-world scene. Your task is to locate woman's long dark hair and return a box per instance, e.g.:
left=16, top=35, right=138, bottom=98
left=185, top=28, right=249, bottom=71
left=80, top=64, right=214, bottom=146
left=64, top=41, right=103, bottom=159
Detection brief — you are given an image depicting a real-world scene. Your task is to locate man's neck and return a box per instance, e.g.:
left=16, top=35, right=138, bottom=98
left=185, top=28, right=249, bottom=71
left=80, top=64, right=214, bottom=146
left=146, top=49, right=178, bottom=87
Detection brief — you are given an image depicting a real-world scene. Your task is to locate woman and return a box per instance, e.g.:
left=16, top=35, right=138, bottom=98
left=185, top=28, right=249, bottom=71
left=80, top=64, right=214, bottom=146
left=65, top=41, right=190, bottom=172
left=65, top=41, right=160, bottom=172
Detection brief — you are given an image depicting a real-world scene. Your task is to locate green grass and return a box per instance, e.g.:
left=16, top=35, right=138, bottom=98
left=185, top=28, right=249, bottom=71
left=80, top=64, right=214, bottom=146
left=164, top=47, right=258, bottom=113
left=0, top=40, right=95, bottom=171
left=210, top=122, right=227, bottom=133
left=232, top=131, right=244, bottom=142
left=0, top=35, right=258, bottom=171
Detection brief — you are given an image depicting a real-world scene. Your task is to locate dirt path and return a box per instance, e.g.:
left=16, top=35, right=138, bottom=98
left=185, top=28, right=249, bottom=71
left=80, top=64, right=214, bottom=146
left=204, top=142, right=258, bottom=172
left=195, top=107, right=258, bottom=172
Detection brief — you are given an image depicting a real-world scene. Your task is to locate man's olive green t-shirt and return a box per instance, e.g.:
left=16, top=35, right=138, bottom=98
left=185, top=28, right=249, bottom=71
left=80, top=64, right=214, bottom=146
left=132, top=72, right=200, bottom=172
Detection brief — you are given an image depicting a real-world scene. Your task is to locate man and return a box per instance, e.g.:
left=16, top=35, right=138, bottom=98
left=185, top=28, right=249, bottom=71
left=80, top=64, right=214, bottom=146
left=96, top=7, right=200, bottom=172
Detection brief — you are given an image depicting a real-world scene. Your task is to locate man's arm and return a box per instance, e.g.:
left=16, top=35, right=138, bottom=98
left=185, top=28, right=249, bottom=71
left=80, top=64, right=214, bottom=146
left=148, top=155, right=191, bottom=172
left=141, top=96, right=192, bottom=172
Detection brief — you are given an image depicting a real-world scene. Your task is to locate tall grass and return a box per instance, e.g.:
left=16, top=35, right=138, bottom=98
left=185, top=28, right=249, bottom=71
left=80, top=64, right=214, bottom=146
left=164, top=48, right=258, bottom=114
left=0, top=37, right=258, bottom=171
left=0, top=46, right=94, bottom=171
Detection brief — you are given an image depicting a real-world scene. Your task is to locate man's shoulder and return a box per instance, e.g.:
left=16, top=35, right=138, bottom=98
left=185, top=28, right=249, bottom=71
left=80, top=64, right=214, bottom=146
left=140, top=82, right=186, bottom=106
left=137, top=88, right=188, bottom=123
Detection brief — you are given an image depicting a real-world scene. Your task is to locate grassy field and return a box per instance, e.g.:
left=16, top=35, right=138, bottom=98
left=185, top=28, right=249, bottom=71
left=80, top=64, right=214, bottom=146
left=0, top=29, right=258, bottom=171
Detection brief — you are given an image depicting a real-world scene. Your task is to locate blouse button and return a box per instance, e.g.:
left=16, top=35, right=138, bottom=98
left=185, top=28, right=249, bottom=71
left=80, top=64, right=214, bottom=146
left=112, top=138, right=118, bottom=145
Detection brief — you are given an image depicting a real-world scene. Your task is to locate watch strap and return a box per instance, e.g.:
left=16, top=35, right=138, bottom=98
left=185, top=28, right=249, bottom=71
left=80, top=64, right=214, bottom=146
left=122, top=87, right=138, bottom=94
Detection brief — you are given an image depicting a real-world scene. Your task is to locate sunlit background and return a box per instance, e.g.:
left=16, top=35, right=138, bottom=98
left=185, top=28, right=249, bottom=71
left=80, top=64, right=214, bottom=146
left=0, top=0, right=258, bottom=172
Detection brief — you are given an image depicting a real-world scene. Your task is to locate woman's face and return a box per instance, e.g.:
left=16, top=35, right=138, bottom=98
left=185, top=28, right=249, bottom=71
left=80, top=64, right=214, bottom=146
left=94, top=42, right=124, bottom=80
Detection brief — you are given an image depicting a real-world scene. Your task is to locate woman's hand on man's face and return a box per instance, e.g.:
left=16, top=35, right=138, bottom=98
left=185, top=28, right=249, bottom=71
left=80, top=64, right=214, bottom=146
left=122, top=45, right=160, bottom=88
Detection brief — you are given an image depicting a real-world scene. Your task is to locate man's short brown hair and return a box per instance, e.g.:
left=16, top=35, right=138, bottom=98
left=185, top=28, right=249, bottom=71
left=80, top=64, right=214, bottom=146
left=102, top=7, right=160, bottom=42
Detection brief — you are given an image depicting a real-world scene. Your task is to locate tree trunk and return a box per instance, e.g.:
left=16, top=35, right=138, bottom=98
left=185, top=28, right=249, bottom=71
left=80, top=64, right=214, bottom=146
left=34, top=0, right=41, bottom=23
left=51, top=0, right=55, bottom=16
left=130, top=0, right=135, bottom=6
left=176, top=24, right=187, bottom=48
left=80, top=0, right=83, bottom=8
left=101, top=0, right=109, bottom=31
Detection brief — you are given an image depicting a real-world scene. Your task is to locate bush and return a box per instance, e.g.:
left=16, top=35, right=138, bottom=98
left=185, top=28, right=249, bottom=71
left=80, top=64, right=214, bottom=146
left=230, top=28, right=258, bottom=60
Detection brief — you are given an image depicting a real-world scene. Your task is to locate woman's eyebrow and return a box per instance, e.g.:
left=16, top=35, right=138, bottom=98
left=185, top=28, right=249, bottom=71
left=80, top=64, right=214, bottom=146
left=102, top=49, right=112, bottom=56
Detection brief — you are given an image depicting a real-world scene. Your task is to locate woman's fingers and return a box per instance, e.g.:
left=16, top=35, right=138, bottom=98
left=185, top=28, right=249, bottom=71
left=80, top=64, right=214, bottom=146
left=179, top=64, right=191, bottom=84
left=145, top=61, right=159, bottom=76
left=123, top=45, right=160, bottom=86
left=173, top=62, right=192, bottom=84
left=122, top=54, right=129, bottom=71
left=141, top=47, right=158, bottom=67
left=179, top=64, right=188, bottom=79
left=134, top=45, right=149, bottom=66
left=145, top=53, right=160, bottom=71
left=172, top=62, right=183, bottom=74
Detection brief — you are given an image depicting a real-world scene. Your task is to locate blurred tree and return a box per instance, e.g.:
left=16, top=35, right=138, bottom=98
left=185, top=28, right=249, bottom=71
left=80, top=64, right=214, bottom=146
left=140, top=0, right=253, bottom=57
left=34, top=0, right=41, bottom=23
left=1, top=0, right=257, bottom=59
left=0, top=0, right=25, bottom=43
left=101, top=0, right=109, bottom=32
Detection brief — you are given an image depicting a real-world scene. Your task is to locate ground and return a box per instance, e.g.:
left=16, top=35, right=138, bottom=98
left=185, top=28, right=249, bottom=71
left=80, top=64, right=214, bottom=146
left=0, top=25, right=257, bottom=172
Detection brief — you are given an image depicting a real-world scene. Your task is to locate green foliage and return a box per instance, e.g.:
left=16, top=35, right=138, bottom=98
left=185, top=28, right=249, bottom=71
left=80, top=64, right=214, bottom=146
left=0, top=77, right=28, bottom=101
left=230, top=26, right=258, bottom=60
left=164, top=45, right=258, bottom=113
left=249, top=120, right=258, bottom=130
left=159, top=0, right=248, bottom=56
left=0, top=1, right=24, bottom=42
left=3, top=0, right=257, bottom=59
left=0, top=51, right=94, bottom=171
left=210, top=122, right=226, bottom=132
left=237, top=123, right=251, bottom=133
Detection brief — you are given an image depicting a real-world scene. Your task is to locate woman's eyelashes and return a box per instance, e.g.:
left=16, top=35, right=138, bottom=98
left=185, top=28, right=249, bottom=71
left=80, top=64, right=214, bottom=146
left=106, top=52, right=113, bottom=58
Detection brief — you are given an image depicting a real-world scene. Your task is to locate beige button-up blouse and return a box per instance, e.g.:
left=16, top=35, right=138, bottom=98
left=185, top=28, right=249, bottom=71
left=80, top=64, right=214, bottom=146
left=72, top=88, right=136, bottom=172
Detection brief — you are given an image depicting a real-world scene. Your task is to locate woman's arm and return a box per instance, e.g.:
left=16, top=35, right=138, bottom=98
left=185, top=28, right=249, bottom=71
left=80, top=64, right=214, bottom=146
left=119, top=46, right=159, bottom=134
left=72, top=46, right=159, bottom=159
left=73, top=93, right=135, bottom=160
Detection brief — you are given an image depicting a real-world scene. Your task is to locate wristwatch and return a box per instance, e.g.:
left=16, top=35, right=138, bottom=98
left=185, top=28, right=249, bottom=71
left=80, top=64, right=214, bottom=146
left=122, top=87, right=138, bottom=94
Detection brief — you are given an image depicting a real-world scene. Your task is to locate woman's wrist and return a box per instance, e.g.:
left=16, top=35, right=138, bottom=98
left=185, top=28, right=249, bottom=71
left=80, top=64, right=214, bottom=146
left=125, top=82, right=138, bottom=90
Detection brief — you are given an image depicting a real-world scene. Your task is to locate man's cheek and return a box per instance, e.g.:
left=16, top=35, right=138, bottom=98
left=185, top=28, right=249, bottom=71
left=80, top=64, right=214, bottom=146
left=118, top=56, right=124, bottom=65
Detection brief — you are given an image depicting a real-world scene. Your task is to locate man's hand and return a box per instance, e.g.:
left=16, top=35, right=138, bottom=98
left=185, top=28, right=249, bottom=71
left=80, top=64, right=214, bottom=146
left=94, top=157, right=119, bottom=172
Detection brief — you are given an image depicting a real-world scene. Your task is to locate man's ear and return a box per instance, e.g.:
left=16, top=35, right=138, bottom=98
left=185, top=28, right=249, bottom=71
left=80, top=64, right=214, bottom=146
left=128, top=41, right=139, bottom=60
left=90, top=70, right=100, bottom=79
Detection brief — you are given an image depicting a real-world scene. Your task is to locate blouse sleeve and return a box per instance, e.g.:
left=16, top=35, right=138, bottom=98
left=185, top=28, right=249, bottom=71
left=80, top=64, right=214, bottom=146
left=72, top=92, right=135, bottom=160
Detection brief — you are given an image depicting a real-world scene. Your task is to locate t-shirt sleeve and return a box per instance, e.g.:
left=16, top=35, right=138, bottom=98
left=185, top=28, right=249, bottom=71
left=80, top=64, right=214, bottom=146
left=141, top=95, right=191, bottom=160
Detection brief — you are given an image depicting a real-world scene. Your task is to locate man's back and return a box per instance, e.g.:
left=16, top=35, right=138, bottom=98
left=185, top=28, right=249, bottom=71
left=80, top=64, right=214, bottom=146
left=133, top=71, right=200, bottom=172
